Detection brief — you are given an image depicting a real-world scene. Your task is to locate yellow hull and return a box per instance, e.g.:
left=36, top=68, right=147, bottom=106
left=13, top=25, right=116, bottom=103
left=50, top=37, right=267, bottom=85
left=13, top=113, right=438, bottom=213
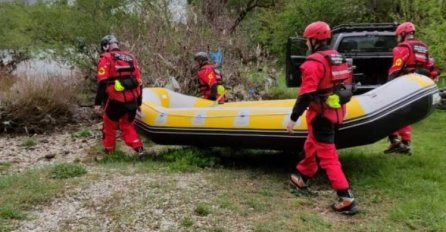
left=136, top=74, right=438, bottom=150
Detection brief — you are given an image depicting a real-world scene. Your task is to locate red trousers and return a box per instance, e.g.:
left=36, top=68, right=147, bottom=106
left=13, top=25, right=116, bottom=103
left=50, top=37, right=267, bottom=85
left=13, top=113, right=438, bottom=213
left=392, top=125, right=411, bottom=141
left=102, top=112, right=143, bottom=152
left=296, top=110, right=349, bottom=190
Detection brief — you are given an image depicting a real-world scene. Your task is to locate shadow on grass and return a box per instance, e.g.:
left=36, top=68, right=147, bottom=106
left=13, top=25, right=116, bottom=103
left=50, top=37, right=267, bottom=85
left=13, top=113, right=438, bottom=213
left=95, top=143, right=396, bottom=182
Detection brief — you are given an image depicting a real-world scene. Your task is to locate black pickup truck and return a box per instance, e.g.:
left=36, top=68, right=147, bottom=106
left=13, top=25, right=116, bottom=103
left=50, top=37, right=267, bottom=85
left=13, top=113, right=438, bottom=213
left=286, top=23, right=398, bottom=94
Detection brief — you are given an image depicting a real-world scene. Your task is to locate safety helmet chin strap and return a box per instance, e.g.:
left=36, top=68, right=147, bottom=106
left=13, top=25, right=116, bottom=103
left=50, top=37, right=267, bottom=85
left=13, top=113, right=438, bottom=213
left=399, top=32, right=414, bottom=43
left=309, top=39, right=321, bottom=53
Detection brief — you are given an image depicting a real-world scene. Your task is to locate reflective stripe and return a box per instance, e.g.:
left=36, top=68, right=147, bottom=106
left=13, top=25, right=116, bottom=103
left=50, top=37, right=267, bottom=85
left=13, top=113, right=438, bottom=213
left=332, top=70, right=351, bottom=76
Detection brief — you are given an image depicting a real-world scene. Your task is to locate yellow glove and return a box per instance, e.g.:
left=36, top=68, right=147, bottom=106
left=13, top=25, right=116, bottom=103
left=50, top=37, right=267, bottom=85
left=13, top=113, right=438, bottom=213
left=326, top=94, right=341, bottom=109
left=217, top=85, right=225, bottom=95
left=114, top=80, right=125, bottom=91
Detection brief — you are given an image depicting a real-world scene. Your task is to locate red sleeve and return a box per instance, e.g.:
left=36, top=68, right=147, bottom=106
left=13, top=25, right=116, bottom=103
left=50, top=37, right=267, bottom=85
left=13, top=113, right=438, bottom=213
left=388, top=46, right=410, bottom=77
left=96, top=54, right=110, bottom=83
left=299, top=60, right=325, bottom=95
left=428, top=57, right=439, bottom=81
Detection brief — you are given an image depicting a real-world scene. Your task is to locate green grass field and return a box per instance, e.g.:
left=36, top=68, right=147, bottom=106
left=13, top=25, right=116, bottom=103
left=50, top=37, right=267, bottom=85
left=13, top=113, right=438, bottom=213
left=0, top=110, right=445, bottom=231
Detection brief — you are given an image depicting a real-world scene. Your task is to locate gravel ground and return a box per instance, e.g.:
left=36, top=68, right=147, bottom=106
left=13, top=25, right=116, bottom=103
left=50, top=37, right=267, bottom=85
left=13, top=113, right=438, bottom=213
left=1, top=124, right=250, bottom=232
left=15, top=170, right=248, bottom=232
left=0, top=124, right=101, bottom=173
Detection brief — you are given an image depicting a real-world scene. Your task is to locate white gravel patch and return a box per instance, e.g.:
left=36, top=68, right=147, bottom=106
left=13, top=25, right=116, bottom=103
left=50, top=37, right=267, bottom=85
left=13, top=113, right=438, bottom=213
left=0, top=126, right=100, bottom=173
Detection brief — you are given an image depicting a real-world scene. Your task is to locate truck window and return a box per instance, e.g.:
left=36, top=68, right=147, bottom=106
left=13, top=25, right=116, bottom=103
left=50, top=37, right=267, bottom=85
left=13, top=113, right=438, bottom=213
left=338, top=35, right=397, bottom=53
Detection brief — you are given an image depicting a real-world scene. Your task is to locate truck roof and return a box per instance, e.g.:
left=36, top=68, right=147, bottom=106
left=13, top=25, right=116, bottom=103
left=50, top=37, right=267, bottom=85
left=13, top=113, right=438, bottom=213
left=332, top=23, right=398, bottom=34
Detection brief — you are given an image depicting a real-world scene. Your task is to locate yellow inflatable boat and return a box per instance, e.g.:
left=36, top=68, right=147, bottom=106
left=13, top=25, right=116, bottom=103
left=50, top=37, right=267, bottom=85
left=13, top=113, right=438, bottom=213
left=136, top=74, right=439, bottom=150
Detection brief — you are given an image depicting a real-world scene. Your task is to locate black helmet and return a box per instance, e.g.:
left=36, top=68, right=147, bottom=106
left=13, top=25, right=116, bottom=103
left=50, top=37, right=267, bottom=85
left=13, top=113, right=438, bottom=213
left=100, top=35, right=118, bottom=50
left=194, top=52, right=209, bottom=62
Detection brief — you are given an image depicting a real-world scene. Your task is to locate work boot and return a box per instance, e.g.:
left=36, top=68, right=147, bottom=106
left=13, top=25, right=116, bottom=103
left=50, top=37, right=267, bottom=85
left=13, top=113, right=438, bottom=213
left=290, top=172, right=309, bottom=189
left=397, top=140, right=411, bottom=154
left=384, top=135, right=402, bottom=154
left=332, top=189, right=359, bottom=215
left=135, top=147, right=148, bottom=162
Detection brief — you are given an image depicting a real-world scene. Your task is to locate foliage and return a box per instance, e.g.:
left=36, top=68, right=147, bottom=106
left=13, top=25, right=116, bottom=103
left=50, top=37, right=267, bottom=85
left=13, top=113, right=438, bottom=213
left=49, top=163, right=87, bottom=179
left=239, top=0, right=446, bottom=70
left=0, top=74, right=80, bottom=133
left=157, top=147, right=221, bottom=172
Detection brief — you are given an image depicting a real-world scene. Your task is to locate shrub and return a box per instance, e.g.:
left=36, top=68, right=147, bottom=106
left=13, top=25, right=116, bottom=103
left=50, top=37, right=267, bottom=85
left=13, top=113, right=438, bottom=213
left=49, top=163, right=87, bottom=179
left=0, top=74, right=80, bottom=133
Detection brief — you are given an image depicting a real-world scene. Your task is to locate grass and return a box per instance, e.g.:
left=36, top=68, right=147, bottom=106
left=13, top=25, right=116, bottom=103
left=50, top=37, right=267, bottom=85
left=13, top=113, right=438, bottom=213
left=0, top=167, right=83, bottom=231
left=181, top=216, right=194, bottom=227
left=0, top=162, right=12, bottom=173
left=0, top=111, right=444, bottom=231
left=49, top=163, right=87, bottom=179
left=194, top=203, right=212, bottom=216
left=73, top=128, right=93, bottom=138
left=95, top=145, right=222, bottom=173
left=192, top=110, right=446, bottom=231
left=22, top=137, right=37, bottom=148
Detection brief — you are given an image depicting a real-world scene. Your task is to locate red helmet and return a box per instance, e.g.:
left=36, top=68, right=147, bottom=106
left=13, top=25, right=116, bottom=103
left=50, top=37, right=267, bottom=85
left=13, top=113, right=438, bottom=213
left=303, top=21, right=331, bottom=40
left=396, top=22, right=415, bottom=36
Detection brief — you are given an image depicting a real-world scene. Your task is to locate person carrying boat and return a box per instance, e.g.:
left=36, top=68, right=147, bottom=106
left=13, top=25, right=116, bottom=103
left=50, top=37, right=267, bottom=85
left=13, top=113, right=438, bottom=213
left=286, top=21, right=358, bottom=215
left=94, top=34, right=146, bottom=161
left=385, top=22, right=439, bottom=154
left=193, top=52, right=225, bottom=104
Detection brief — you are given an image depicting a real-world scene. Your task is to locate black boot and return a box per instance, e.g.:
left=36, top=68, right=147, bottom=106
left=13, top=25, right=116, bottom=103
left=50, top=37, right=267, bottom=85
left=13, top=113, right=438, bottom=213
left=290, top=172, right=310, bottom=189
left=397, top=140, right=411, bottom=154
left=332, top=189, right=359, bottom=215
left=384, top=135, right=402, bottom=154
left=135, top=147, right=147, bottom=162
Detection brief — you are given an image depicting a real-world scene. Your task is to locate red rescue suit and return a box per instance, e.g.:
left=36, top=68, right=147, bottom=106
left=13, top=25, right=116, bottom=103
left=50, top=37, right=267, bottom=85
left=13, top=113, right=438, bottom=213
left=197, top=64, right=224, bottom=103
left=291, top=48, right=352, bottom=190
left=388, top=39, right=438, bottom=81
left=95, top=48, right=143, bottom=152
left=388, top=39, right=439, bottom=141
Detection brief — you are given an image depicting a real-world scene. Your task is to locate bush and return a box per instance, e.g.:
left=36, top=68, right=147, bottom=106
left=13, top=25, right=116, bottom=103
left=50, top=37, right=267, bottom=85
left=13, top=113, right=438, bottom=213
left=0, top=74, right=80, bottom=133
left=49, top=163, right=87, bottom=179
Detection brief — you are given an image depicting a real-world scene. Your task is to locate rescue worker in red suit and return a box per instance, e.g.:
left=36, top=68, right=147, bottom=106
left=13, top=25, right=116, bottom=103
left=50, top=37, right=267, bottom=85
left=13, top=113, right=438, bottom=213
left=94, top=35, right=146, bottom=161
left=193, top=52, right=224, bottom=104
left=385, top=22, right=439, bottom=154
left=286, top=21, right=358, bottom=215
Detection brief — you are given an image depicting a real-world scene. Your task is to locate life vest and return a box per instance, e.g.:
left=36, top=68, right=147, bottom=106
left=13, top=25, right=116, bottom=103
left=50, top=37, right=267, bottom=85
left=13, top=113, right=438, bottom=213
left=306, top=50, right=353, bottom=106
left=103, top=51, right=141, bottom=103
left=197, top=64, right=224, bottom=103
left=398, top=39, right=431, bottom=77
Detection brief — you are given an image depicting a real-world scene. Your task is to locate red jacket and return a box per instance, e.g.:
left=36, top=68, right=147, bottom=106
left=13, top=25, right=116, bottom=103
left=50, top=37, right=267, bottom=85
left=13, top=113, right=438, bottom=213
left=197, top=64, right=224, bottom=103
left=388, top=39, right=438, bottom=80
left=95, top=49, right=142, bottom=105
